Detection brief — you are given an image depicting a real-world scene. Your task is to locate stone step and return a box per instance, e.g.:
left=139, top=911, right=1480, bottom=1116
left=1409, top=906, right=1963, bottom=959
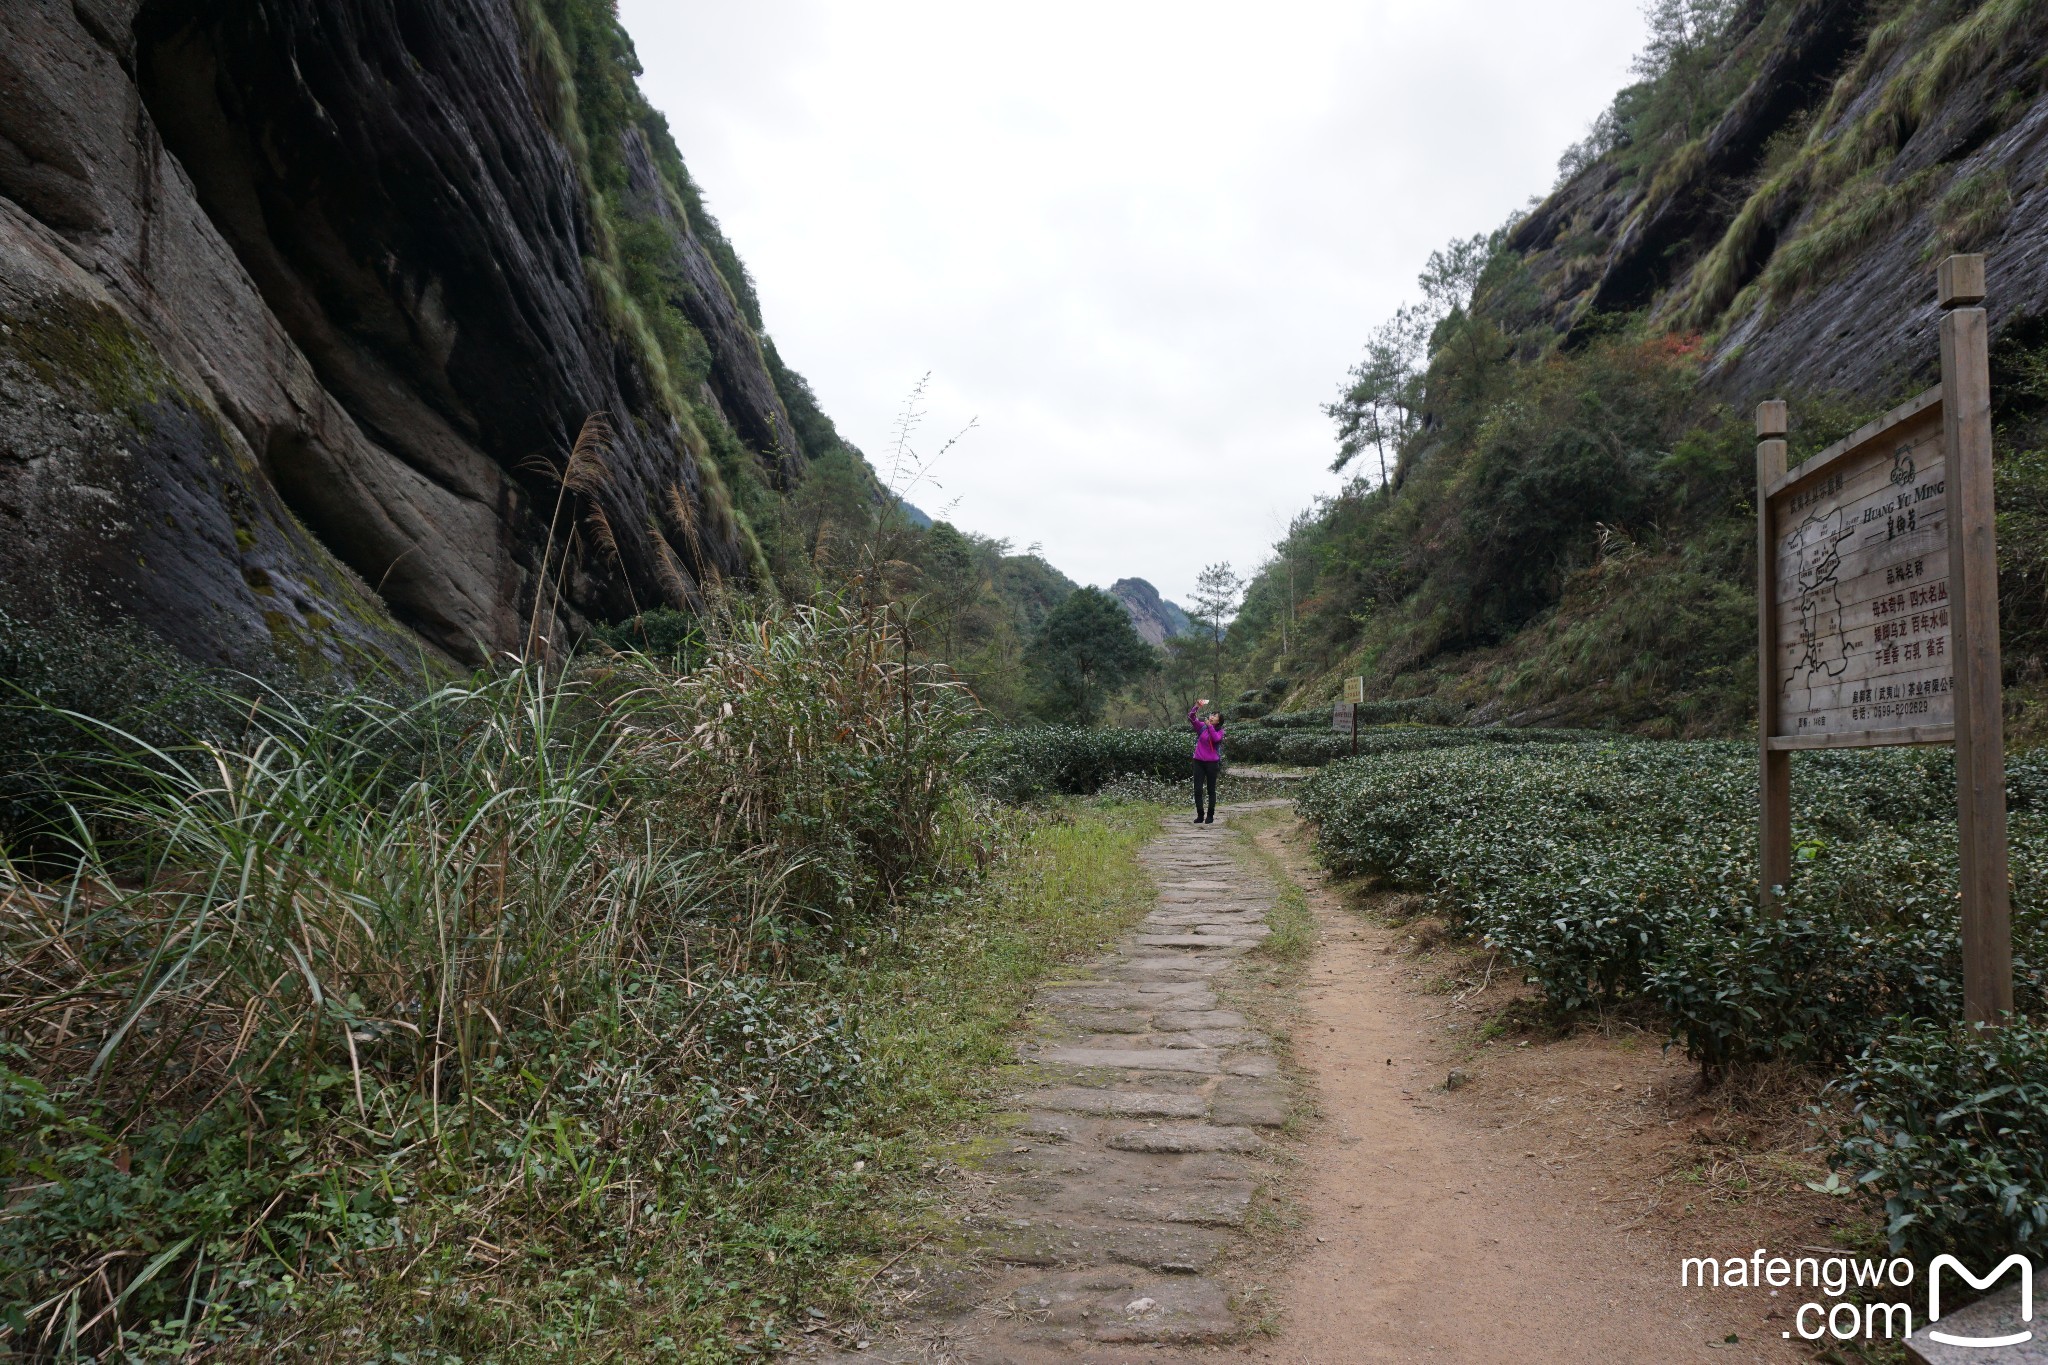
left=1106, top=1123, right=1263, bottom=1154
left=1018, top=1087, right=1209, bottom=1119
left=999, top=1271, right=1235, bottom=1345
left=965, top=1213, right=1225, bottom=1274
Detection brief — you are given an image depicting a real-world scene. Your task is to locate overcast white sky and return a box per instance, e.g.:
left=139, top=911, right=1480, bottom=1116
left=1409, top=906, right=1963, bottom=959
left=618, top=1, right=1650, bottom=604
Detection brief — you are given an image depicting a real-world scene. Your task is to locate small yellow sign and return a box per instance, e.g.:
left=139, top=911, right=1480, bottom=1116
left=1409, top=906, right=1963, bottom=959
left=1344, top=676, right=1366, bottom=705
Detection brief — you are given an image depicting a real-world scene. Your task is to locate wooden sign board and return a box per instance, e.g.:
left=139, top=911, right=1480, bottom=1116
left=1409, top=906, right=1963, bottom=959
left=1755, top=253, right=2013, bottom=1024
left=1344, top=676, right=1366, bottom=704
left=1765, top=387, right=1952, bottom=749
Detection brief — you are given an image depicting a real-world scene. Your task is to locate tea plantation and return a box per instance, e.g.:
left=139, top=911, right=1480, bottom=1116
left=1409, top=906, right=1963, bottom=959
left=983, top=722, right=1600, bottom=799
left=1297, top=739, right=2048, bottom=1265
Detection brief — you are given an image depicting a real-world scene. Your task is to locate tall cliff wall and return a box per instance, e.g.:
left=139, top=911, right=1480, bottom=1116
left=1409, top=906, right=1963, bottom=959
left=0, top=0, right=819, bottom=672
left=1507, top=0, right=2048, bottom=403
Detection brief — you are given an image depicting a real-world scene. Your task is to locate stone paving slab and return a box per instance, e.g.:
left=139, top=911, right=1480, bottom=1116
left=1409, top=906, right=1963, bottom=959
left=1018, top=1087, right=1211, bottom=1119
left=1154, top=1009, right=1247, bottom=1029
left=1038, top=1046, right=1224, bottom=1073
left=1210, top=1076, right=1292, bottom=1127
left=966, top=1214, right=1227, bottom=1274
left=1052, top=1008, right=1152, bottom=1031
left=1105, top=1122, right=1263, bottom=1154
left=792, top=806, right=1287, bottom=1362
left=1001, top=1272, right=1234, bottom=1345
left=1100, top=1181, right=1258, bottom=1227
left=1133, top=934, right=1256, bottom=950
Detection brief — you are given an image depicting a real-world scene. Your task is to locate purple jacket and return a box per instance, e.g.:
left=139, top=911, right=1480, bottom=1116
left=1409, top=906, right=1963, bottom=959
left=1188, top=705, right=1225, bottom=763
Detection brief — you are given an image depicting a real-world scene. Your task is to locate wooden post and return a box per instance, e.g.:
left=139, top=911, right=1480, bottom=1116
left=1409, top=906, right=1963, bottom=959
left=1351, top=702, right=1358, bottom=756
left=1938, top=254, right=2014, bottom=1024
left=1756, top=399, right=1792, bottom=906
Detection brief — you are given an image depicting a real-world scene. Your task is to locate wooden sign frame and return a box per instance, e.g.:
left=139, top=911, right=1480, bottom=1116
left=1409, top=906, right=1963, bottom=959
left=1755, top=254, right=2013, bottom=1023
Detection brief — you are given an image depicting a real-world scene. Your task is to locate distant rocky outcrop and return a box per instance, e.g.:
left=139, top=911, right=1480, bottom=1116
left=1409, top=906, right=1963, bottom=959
left=0, top=0, right=818, bottom=673
left=1109, top=577, right=1191, bottom=647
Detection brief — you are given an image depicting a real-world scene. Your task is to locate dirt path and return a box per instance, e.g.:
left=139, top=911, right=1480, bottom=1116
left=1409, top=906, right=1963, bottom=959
left=1244, top=816, right=1810, bottom=1365
left=811, top=805, right=1821, bottom=1363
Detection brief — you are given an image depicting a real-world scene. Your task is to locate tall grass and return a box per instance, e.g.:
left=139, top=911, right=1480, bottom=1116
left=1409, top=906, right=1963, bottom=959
left=0, top=597, right=980, bottom=1359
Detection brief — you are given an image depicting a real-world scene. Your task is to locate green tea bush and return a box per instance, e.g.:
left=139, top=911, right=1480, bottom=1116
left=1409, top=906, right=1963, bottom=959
left=1298, top=738, right=2048, bottom=1260
left=1837, top=1020, right=2048, bottom=1265
left=1226, top=729, right=1355, bottom=766
left=981, top=719, right=1605, bottom=799
left=1258, top=698, right=1463, bottom=729
left=1255, top=709, right=1337, bottom=729
left=977, top=725, right=1191, bottom=800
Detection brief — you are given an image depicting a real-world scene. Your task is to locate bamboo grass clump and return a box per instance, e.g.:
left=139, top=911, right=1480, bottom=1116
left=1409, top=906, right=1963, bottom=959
left=0, top=596, right=983, bottom=1357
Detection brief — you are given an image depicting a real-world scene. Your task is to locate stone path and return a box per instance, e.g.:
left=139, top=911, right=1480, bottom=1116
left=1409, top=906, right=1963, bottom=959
left=817, top=805, right=1291, bottom=1364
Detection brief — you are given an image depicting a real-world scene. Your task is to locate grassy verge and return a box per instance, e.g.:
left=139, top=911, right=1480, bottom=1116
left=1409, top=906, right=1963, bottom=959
left=1229, top=808, right=1319, bottom=978
left=283, top=804, right=1164, bottom=1362
left=0, top=595, right=1168, bottom=1364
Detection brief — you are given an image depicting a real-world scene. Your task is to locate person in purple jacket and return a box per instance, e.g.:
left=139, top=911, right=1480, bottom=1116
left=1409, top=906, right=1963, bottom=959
left=1188, top=698, right=1225, bottom=824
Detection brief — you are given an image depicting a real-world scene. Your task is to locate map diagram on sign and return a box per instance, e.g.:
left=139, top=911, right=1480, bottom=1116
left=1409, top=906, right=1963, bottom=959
left=1783, top=504, right=1859, bottom=703
left=1768, top=397, right=1954, bottom=742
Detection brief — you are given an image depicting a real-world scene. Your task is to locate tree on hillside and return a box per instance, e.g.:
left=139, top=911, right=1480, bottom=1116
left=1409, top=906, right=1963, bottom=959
left=1419, top=234, right=1502, bottom=403
left=1188, top=562, right=1243, bottom=702
left=1328, top=309, right=1426, bottom=488
left=790, top=446, right=882, bottom=573
left=1635, top=0, right=1739, bottom=139
left=1418, top=235, right=1489, bottom=320
left=1025, top=587, right=1157, bottom=725
left=909, top=520, right=985, bottom=659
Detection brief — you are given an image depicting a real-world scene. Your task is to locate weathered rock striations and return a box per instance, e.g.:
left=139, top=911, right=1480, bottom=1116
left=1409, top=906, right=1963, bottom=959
left=1506, top=0, right=2048, bottom=406
left=0, top=0, right=810, bottom=671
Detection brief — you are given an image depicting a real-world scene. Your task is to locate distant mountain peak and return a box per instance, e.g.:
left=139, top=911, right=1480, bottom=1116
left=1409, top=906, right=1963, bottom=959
left=1109, top=577, right=1191, bottom=646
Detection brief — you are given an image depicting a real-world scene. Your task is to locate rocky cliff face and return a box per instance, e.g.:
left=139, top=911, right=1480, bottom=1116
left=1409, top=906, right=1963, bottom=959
left=1110, top=577, right=1191, bottom=647
left=0, top=0, right=813, bottom=672
left=1505, top=0, right=2048, bottom=405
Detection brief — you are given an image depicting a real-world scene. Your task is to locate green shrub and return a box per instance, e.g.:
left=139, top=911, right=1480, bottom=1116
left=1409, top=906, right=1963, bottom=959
left=1258, top=697, right=1464, bottom=729
left=588, top=606, right=707, bottom=666
left=1837, top=1020, right=2048, bottom=1264
left=1253, top=709, right=1337, bottom=730
left=978, top=725, right=1192, bottom=800
left=0, top=609, right=246, bottom=843
left=1227, top=729, right=1356, bottom=766
left=1298, top=737, right=2048, bottom=1261
left=1300, top=741, right=2045, bottom=1049
left=0, top=600, right=977, bottom=1355
left=981, top=720, right=1605, bottom=800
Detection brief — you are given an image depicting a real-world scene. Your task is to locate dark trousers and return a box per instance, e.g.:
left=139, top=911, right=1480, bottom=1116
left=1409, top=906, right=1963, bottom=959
left=1192, top=759, right=1220, bottom=821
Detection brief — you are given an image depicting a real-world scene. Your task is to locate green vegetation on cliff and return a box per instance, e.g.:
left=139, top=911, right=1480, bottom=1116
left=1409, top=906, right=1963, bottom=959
left=518, top=1, right=1085, bottom=709
left=1218, top=0, right=2048, bottom=736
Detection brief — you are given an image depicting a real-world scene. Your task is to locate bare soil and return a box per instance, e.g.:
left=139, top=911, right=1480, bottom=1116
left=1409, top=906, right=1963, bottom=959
left=1236, top=817, right=1873, bottom=1365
